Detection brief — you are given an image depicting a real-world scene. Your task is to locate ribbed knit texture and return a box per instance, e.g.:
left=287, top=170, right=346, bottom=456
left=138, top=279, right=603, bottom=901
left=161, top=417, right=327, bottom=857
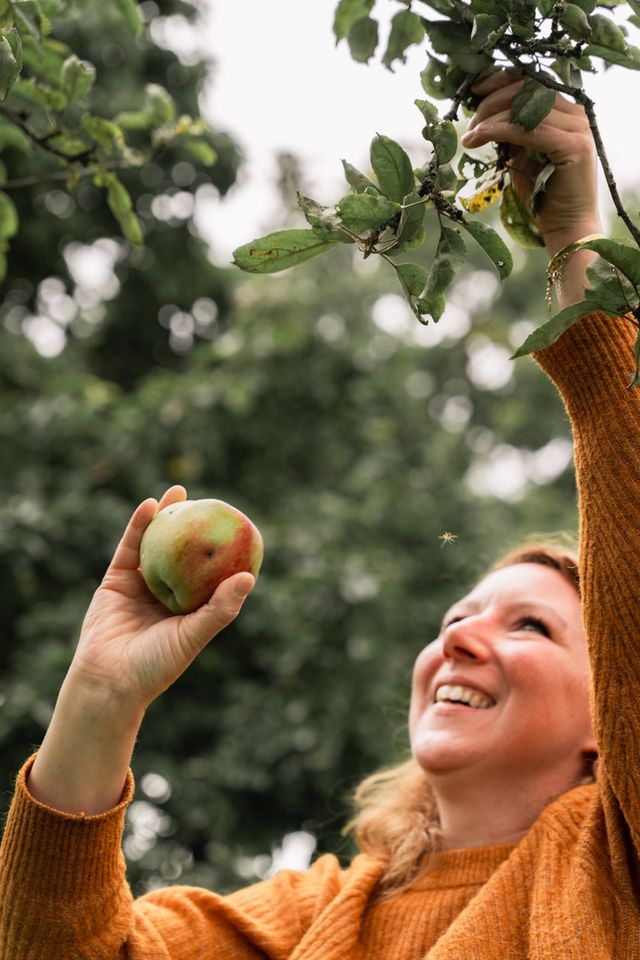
left=2, top=310, right=640, bottom=959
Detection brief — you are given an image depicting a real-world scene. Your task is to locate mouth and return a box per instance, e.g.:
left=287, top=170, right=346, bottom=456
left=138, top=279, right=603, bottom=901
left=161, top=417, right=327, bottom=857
left=433, top=683, right=496, bottom=710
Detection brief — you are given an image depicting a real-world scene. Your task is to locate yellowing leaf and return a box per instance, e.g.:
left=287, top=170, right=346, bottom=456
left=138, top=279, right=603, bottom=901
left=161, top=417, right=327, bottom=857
left=458, top=176, right=503, bottom=213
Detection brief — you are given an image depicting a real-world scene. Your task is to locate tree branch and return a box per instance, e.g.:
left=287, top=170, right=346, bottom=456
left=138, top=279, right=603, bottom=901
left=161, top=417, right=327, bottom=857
left=0, top=105, right=95, bottom=164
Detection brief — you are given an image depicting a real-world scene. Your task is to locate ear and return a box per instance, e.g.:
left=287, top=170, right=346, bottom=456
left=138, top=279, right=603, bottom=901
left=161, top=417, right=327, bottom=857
left=580, top=744, right=598, bottom=781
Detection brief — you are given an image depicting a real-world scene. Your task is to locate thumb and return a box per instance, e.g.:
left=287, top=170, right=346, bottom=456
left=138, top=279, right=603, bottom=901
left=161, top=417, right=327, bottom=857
left=178, top=572, right=256, bottom=651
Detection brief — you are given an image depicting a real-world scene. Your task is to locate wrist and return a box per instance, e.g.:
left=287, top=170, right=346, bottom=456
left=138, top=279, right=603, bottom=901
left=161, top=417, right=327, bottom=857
left=542, top=223, right=603, bottom=260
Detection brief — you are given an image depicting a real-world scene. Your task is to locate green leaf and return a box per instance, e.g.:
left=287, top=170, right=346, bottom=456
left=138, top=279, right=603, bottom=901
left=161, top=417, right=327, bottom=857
left=470, top=13, right=509, bottom=51
left=418, top=105, right=458, bottom=165
left=537, top=0, right=555, bottom=15
left=341, top=158, right=380, bottom=194
left=233, top=229, right=339, bottom=274
left=423, top=19, right=492, bottom=72
left=587, top=13, right=627, bottom=51
left=81, top=113, right=126, bottom=155
left=21, top=36, right=71, bottom=86
left=530, top=161, right=555, bottom=215
left=145, top=83, right=176, bottom=124
left=0, top=189, right=18, bottom=239
left=420, top=57, right=466, bottom=100
left=60, top=54, right=96, bottom=102
left=0, top=35, right=19, bottom=101
left=0, top=120, right=31, bottom=152
left=509, top=77, right=556, bottom=131
left=182, top=139, right=218, bottom=166
left=5, top=27, right=22, bottom=74
left=31, top=0, right=52, bottom=36
left=12, top=77, right=67, bottom=110
left=347, top=16, right=379, bottom=63
left=583, top=43, right=640, bottom=68
left=559, top=3, right=592, bottom=40
left=383, top=10, right=425, bottom=70
left=115, top=0, right=143, bottom=36
left=459, top=218, right=512, bottom=279
left=95, top=169, right=142, bottom=242
left=47, top=134, right=90, bottom=157
left=572, top=0, right=597, bottom=14
left=580, top=237, right=640, bottom=288
left=396, top=262, right=428, bottom=297
left=421, top=223, right=467, bottom=320
left=395, top=192, right=426, bottom=248
left=499, top=183, right=545, bottom=248
left=0, top=1, right=12, bottom=32
left=370, top=134, right=414, bottom=202
left=510, top=299, right=602, bottom=357
left=297, top=193, right=349, bottom=239
left=337, top=192, right=401, bottom=233
left=333, top=0, right=375, bottom=41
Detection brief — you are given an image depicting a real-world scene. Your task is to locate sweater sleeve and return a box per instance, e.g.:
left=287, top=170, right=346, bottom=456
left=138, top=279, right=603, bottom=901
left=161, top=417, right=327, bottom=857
left=0, top=753, right=365, bottom=960
left=532, top=310, right=640, bottom=881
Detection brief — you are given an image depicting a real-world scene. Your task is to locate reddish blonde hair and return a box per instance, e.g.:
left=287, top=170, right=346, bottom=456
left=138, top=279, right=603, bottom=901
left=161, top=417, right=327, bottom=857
left=344, top=535, right=586, bottom=900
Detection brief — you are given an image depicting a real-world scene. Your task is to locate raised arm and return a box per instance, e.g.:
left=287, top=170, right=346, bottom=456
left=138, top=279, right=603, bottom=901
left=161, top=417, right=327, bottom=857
left=0, top=486, right=256, bottom=958
left=465, top=73, right=640, bottom=865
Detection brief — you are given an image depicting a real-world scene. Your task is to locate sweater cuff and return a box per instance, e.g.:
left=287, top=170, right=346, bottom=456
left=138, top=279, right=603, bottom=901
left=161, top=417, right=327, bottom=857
left=1, top=752, right=134, bottom=901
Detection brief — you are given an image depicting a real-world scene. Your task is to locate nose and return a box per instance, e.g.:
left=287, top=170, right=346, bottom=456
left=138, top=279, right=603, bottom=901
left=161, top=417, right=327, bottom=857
left=442, top=616, right=493, bottom=663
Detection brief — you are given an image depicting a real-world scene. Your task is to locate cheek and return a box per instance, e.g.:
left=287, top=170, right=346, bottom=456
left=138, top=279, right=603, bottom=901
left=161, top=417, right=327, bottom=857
left=505, top=647, right=591, bottom=720
left=409, top=642, right=443, bottom=726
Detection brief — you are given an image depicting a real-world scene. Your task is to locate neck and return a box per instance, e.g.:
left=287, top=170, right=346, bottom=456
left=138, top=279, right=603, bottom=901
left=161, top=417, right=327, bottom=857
left=428, top=763, right=586, bottom=850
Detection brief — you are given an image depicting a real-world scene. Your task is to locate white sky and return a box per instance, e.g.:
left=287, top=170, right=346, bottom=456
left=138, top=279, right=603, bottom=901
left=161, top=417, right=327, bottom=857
left=198, top=0, right=638, bottom=263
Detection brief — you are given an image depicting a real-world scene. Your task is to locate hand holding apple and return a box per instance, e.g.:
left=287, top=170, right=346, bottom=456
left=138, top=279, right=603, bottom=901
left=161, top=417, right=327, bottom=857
left=140, top=498, right=264, bottom=614
left=66, top=486, right=260, bottom=711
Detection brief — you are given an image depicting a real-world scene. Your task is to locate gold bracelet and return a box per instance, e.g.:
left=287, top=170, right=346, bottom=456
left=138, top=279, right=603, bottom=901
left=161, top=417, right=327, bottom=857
left=545, top=232, right=604, bottom=308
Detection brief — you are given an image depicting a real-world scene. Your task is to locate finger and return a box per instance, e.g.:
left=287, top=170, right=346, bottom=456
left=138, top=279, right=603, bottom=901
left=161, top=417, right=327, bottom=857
left=157, top=485, right=188, bottom=512
left=109, top=498, right=158, bottom=572
left=471, top=68, right=523, bottom=96
left=176, top=573, right=256, bottom=653
left=468, top=86, right=582, bottom=131
left=461, top=111, right=589, bottom=156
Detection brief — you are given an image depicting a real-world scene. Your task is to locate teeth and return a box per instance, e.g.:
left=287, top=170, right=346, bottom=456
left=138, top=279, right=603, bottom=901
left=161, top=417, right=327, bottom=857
left=435, top=684, right=494, bottom=709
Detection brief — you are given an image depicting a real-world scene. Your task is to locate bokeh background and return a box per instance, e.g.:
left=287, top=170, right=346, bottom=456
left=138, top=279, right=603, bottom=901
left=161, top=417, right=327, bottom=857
left=0, top=0, right=635, bottom=897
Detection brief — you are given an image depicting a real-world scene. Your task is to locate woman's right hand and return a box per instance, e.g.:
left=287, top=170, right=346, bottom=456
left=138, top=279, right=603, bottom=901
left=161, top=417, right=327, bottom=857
left=67, top=485, right=256, bottom=711
left=461, top=70, right=602, bottom=255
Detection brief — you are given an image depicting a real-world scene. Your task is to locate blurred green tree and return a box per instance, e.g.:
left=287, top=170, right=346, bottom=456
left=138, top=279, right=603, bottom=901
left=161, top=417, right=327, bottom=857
left=1, top=0, right=241, bottom=384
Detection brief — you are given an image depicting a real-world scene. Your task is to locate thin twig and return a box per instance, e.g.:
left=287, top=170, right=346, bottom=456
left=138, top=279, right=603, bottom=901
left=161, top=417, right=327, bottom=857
left=0, top=105, right=94, bottom=164
left=3, top=161, right=131, bottom=191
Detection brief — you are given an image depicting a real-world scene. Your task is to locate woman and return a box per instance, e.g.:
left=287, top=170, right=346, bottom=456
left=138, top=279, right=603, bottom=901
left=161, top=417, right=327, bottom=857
left=1, top=72, right=636, bottom=958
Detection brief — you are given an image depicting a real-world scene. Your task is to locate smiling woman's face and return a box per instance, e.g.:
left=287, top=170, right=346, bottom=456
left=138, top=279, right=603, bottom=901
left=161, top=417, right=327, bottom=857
left=409, top=563, right=596, bottom=786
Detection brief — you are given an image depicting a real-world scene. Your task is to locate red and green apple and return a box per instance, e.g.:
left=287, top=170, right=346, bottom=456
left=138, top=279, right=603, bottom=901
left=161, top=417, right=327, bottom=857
left=140, top=498, right=263, bottom=614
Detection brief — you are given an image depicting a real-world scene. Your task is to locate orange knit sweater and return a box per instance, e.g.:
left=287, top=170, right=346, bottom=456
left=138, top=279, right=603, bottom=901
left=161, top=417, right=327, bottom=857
left=2, top=310, right=640, bottom=959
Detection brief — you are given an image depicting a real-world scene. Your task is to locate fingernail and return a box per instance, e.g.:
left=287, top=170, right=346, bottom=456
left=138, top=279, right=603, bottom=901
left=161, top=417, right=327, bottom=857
left=461, top=130, right=476, bottom=144
left=235, top=577, right=254, bottom=599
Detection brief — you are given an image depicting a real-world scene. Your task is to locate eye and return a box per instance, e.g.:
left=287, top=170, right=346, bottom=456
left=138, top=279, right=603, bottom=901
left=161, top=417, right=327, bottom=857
left=516, top=615, right=551, bottom=638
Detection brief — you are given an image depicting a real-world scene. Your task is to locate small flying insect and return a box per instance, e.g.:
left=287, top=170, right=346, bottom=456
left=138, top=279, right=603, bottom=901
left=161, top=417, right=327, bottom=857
left=438, top=531, right=458, bottom=547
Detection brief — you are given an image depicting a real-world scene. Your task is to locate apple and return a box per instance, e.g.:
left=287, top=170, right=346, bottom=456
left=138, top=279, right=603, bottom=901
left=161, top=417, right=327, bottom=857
left=140, top=498, right=263, bottom=615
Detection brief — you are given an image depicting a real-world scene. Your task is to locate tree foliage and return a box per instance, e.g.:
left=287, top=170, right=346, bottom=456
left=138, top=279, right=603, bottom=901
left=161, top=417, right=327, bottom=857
left=234, top=0, right=640, bottom=381
left=0, top=0, right=236, bottom=291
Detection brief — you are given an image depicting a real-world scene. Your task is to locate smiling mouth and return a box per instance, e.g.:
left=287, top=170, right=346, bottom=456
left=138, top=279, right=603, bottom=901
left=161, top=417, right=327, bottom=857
left=434, top=684, right=495, bottom=709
